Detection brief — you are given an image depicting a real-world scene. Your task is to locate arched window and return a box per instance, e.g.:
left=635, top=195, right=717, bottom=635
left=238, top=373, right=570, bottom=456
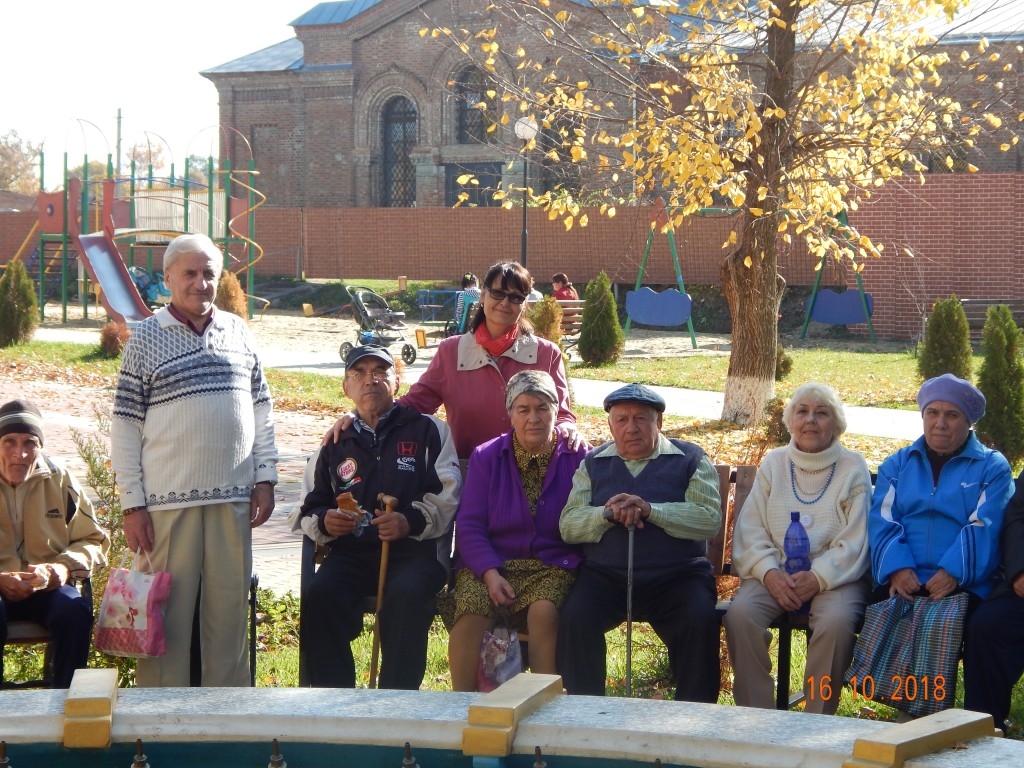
left=454, top=67, right=496, bottom=145
left=382, top=96, right=417, bottom=207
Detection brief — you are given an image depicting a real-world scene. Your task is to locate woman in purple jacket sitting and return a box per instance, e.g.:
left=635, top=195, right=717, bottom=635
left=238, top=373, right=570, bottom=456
left=448, top=370, right=588, bottom=690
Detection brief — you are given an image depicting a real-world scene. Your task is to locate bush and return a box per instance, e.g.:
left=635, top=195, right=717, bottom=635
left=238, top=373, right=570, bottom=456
left=0, top=259, right=39, bottom=346
left=775, top=345, right=793, bottom=382
left=528, top=296, right=564, bottom=347
left=918, top=295, right=972, bottom=381
left=99, top=321, right=131, bottom=358
left=215, top=269, right=249, bottom=320
left=976, top=305, right=1024, bottom=469
left=577, top=271, right=625, bottom=366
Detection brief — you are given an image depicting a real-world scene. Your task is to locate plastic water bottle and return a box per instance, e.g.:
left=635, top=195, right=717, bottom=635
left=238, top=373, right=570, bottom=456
left=783, top=511, right=811, bottom=614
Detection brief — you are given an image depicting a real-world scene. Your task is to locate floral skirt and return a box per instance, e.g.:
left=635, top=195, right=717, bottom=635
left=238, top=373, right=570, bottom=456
left=446, top=559, right=575, bottom=630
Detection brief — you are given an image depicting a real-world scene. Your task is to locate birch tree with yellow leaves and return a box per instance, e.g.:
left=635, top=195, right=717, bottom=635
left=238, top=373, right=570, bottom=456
left=427, top=0, right=1022, bottom=424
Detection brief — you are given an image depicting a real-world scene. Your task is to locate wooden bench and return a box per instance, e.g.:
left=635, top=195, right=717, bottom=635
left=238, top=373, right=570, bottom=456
left=555, top=298, right=586, bottom=339
left=293, top=462, right=825, bottom=708
left=959, top=298, right=1024, bottom=337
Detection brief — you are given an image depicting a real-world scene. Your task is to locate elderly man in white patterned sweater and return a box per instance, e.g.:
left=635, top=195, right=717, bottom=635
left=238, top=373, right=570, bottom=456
left=111, top=233, right=278, bottom=688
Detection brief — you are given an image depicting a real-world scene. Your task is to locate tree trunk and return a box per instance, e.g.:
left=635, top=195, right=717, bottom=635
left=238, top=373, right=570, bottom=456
left=720, top=215, right=786, bottom=426
left=719, top=0, right=797, bottom=426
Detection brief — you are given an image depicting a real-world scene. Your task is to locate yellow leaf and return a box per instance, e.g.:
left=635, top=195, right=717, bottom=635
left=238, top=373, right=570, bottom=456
left=419, top=28, right=428, bottom=37
left=579, top=214, right=589, bottom=227
left=564, top=217, right=574, bottom=232
left=493, top=190, right=506, bottom=200
left=456, top=174, right=473, bottom=184
left=967, top=164, right=979, bottom=172
left=607, top=207, right=616, bottom=218
left=728, top=232, right=738, bottom=244
left=577, top=81, right=590, bottom=90
left=749, top=207, right=763, bottom=216
left=743, top=255, right=752, bottom=267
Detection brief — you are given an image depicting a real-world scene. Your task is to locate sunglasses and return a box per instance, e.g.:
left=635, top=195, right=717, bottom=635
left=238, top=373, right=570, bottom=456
left=486, top=287, right=528, bottom=305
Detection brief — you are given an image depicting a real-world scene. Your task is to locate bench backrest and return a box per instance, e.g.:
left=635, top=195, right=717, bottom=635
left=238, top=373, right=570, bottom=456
left=709, top=464, right=756, bottom=576
left=555, top=299, right=586, bottom=336
left=959, top=298, right=1024, bottom=333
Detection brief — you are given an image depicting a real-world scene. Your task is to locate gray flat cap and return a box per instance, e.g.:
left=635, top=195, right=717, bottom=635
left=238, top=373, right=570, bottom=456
left=603, top=383, right=666, bottom=413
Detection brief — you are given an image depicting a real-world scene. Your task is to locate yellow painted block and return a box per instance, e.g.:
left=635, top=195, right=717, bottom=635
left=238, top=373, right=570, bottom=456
left=64, top=715, right=112, bottom=749
left=65, top=668, right=119, bottom=718
left=462, top=725, right=514, bottom=757
left=467, top=673, right=563, bottom=728
left=848, top=709, right=993, bottom=767
left=302, top=303, right=315, bottom=317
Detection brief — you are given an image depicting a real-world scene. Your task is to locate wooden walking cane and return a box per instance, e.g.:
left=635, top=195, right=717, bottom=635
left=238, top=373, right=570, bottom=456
left=369, top=493, right=398, bottom=688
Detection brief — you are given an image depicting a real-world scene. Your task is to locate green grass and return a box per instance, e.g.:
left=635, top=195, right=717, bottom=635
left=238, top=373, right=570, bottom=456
left=570, top=346, right=986, bottom=410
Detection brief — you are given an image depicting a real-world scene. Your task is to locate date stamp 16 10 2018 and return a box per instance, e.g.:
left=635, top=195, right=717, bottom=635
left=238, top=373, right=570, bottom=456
left=805, top=674, right=948, bottom=703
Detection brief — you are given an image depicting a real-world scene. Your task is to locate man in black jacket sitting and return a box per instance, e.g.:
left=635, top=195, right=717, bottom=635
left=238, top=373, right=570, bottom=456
left=297, top=345, right=461, bottom=688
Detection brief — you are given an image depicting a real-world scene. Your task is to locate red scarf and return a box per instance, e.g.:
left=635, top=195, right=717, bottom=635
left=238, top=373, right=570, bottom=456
left=475, top=322, right=519, bottom=356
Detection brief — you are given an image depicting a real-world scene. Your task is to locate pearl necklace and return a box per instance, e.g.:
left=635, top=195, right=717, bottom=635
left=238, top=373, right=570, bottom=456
left=789, top=459, right=837, bottom=505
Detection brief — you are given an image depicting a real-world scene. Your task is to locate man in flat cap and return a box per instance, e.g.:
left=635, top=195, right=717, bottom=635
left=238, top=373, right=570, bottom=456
left=556, top=383, right=722, bottom=701
left=0, top=399, right=109, bottom=687
left=869, top=373, right=1012, bottom=605
left=295, top=345, right=461, bottom=689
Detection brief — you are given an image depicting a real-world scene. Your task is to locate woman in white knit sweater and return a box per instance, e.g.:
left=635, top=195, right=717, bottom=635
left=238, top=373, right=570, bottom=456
left=724, top=382, right=871, bottom=715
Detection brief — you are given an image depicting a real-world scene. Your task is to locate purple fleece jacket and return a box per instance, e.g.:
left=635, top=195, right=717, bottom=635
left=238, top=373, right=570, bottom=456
left=455, top=431, right=585, bottom=577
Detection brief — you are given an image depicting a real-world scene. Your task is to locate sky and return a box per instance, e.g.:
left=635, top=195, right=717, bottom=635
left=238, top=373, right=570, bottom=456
left=3, top=0, right=1022, bottom=189
left=2, top=0, right=315, bottom=185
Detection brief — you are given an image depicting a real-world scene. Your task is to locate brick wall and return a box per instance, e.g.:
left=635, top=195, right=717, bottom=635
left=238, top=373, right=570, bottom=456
left=3, top=173, right=1022, bottom=340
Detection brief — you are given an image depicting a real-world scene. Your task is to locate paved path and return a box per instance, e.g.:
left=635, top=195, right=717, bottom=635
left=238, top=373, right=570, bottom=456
left=11, top=324, right=923, bottom=597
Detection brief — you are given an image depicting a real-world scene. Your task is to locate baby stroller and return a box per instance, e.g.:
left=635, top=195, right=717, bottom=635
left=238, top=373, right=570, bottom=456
left=340, top=285, right=417, bottom=364
left=128, top=266, right=171, bottom=308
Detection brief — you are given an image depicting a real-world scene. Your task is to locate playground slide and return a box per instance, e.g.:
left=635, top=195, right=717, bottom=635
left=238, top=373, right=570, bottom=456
left=76, top=232, right=153, bottom=325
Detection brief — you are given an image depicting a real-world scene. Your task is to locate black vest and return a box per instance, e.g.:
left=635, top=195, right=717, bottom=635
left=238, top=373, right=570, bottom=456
left=584, top=439, right=709, bottom=576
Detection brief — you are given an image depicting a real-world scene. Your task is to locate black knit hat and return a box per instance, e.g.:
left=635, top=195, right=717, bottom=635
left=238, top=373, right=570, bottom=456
left=0, top=399, right=44, bottom=445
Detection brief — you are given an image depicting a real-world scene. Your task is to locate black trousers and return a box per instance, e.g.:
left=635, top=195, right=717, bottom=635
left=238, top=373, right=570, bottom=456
left=303, top=543, right=445, bottom=689
left=1, top=584, right=93, bottom=688
left=556, top=561, right=720, bottom=702
left=964, top=592, right=1024, bottom=730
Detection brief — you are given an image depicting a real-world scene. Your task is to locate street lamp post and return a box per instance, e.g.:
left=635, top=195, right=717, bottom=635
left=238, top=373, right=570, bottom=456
left=514, top=117, right=539, bottom=267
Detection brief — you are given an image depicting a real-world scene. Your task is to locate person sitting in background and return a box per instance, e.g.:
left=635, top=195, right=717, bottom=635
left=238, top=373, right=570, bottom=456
left=0, top=399, right=109, bottom=688
left=453, top=272, right=481, bottom=334
left=557, top=384, right=722, bottom=702
left=447, top=371, right=588, bottom=690
left=551, top=273, right=579, bottom=301
left=724, top=383, right=871, bottom=715
left=297, top=345, right=460, bottom=689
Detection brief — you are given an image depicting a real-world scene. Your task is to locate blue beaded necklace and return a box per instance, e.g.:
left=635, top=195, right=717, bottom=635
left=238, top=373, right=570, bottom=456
left=789, top=459, right=837, bottom=505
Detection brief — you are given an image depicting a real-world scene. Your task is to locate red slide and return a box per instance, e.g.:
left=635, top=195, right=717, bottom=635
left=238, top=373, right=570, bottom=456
left=76, top=232, right=153, bottom=325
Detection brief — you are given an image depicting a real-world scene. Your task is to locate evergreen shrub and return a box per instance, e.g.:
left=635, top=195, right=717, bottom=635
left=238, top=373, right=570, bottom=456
left=918, top=295, right=972, bottom=381
left=528, top=296, right=564, bottom=347
left=577, top=271, right=624, bottom=366
left=0, top=259, right=39, bottom=346
left=976, top=304, right=1024, bottom=469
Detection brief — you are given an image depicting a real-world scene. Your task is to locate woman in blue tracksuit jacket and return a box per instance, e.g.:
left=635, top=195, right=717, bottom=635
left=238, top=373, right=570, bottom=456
left=868, top=374, right=1013, bottom=604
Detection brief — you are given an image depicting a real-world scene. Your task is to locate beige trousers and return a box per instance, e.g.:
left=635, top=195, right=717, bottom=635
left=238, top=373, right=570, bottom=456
left=134, top=502, right=252, bottom=688
left=724, top=576, right=868, bottom=715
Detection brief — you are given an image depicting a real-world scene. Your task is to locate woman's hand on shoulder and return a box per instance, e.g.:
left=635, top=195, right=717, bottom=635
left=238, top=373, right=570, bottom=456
left=322, top=411, right=356, bottom=446
left=557, top=423, right=587, bottom=451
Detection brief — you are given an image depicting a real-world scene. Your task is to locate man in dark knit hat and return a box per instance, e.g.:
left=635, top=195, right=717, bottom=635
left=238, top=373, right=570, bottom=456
left=556, top=384, right=722, bottom=702
left=0, top=399, right=109, bottom=687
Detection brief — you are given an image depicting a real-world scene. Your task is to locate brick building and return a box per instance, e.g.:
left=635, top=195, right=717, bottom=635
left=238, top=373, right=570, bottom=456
left=202, top=0, right=586, bottom=209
